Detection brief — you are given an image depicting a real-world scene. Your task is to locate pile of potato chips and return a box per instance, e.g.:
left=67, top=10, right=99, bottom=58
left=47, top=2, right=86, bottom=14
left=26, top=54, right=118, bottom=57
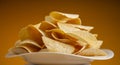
left=9, top=11, right=107, bottom=56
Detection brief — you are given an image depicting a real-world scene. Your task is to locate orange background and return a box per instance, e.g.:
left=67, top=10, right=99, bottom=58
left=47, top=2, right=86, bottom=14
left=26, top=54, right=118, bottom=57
left=0, top=0, right=119, bottom=65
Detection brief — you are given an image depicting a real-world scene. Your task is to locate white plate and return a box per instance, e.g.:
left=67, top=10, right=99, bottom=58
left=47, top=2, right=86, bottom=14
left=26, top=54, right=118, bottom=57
left=6, top=49, right=114, bottom=64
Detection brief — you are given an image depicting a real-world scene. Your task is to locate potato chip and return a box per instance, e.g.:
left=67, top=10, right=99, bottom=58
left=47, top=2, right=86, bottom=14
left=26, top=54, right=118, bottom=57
left=46, top=16, right=81, bottom=25
left=47, top=29, right=81, bottom=45
left=62, top=29, right=98, bottom=49
left=94, top=40, right=103, bottom=49
left=51, top=32, right=84, bottom=51
left=49, top=11, right=81, bottom=25
left=57, top=22, right=80, bottom=33
left=18, top=43, right=41, bottom=52
left=50, top=11, right=79, bottom=21
left=71, top=25, right=94, bottom=31
left=10, top=47, right=28, bottom=54
left=45, top=29, right=84, bottom=53
left=19, top=24, right=44, bottom=47
left=74, top=45, right=86, bottom=54
left=39, top=21, right=57, bottom=31
left=66, top=18, right=81, bottom=24
left=78, top=48, right=107, bottom=56
left=15, top=39, right=42, bottom=48
left=57, top=22, right=100, bottom=48
left=58, top=23, right=93, bottom=31
left=42, top=36, right=75, bottom=54
left=45, top=16, right=58, bottom=25
left=34, top=23, right=45, bottom=36
left=73, top=32, right=102, bottom=49
left=10, top=43, right=41, bottom=54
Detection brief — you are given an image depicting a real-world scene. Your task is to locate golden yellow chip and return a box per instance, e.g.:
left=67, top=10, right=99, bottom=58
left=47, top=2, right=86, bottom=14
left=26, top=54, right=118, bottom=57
left=19, top=24, right=44, bottom=47
left=78, top=48, right=107, bottom=56
left=10, top=43, right=41, bottom=54
left=50, top=11, right=79, bottom=21
left=18, top=43, right=41, bottom=52
left=57, top=22, right=80, bottom=33
left=39, top=21, right=57, bottom=31
left=46, top=29, right=79, bottom=45
left=49, top=11, right=81, bottom=24
left=15, top=39, right=42, bottom=48
left=45, top=16, right=58, bottom=25
left=69, top=31, right=98, bottom=48
left=9, top=47, right=28, bottom=54
left=70, top=24, right=94, bottom=31
left=46, top=29, right=84, bottom=53
left=66, top=18, right=81, bottom=24
left=57, top=22, right=102, bottom=49
left=42, top=36, right=75, bottom=54
left=58, top=23, right=93, bottom=31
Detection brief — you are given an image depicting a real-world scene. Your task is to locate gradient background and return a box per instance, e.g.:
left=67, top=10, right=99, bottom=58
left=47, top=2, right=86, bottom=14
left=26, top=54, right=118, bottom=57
left=0, top=0, right=120, bottom=65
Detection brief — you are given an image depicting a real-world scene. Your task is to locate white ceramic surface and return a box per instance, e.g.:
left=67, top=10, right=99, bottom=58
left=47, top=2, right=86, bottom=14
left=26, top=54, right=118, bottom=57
left=6, top=49, right=114, bottom=65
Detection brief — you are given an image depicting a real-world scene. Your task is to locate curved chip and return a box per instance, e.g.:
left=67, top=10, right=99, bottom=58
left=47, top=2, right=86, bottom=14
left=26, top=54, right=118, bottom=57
left=10, top=39, right=43, bottom=54
left=57, top=22, right=99, bottom=48
left=94, top=40, right=103, bottom=49
left=17, top=43, right=41, bottom=53
left=42, top=36, right=75, bottom=54
left=45, top=16, right=58, bottom=24
left=69, top=30, right=98, bottom=48
left=19, top=24, right=44, bottom=47
left=58, top=23, right=94, bottom=31
left=71, top=24, right=94, bottom=31
left=78, top=48, right=107, bottom=56
left=57, top=22, right=80, bottom=33
left=10, top=43, right=41, bottom=55
left=66, top=18, right=81, bottom=24
left=49, top=11, right=81, bottom=24
left=46, top=29, right=84, bottom=53
left=15, top=39, right=42, bottom=48
left=10, top=47, right=28, bottom=54
left=39, top=21, right=57, bottom=31
left=50, top=11, right=79, bottom=20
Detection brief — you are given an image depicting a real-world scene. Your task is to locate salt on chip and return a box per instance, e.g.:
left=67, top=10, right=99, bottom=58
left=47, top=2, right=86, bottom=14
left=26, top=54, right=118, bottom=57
left=42, top=36, right=75, bottom=54
left=19, top=25, right=44, bottom=47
